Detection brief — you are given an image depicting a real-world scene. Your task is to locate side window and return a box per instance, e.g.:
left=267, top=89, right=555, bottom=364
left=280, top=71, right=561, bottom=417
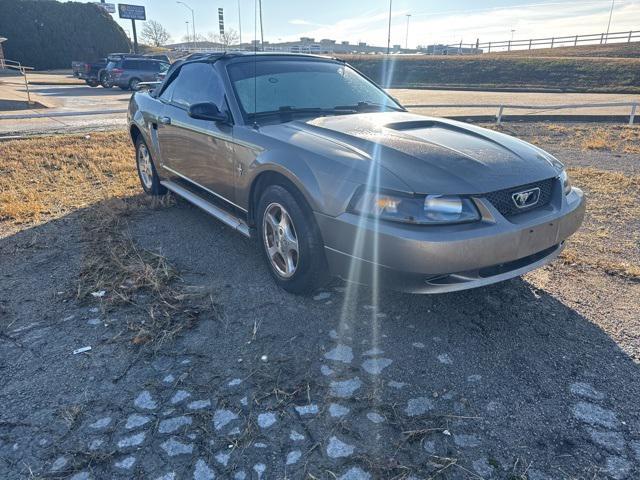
left=123, top=60, right=137, bottom=69
left=159, top=78, right=177, bottom=102
left=171, top=63, right=226, bottom=109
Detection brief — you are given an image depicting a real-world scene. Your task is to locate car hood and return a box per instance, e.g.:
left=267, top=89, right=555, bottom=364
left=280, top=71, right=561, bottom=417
left=277, top=111, right=562, bottom=195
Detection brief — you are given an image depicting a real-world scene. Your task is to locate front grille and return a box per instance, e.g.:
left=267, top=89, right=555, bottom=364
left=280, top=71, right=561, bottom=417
left=484, top=177, right=555, bottom=218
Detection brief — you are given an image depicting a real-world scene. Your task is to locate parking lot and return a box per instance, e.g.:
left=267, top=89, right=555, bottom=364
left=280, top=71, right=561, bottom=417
left=1, top=122, right=639, bottom=479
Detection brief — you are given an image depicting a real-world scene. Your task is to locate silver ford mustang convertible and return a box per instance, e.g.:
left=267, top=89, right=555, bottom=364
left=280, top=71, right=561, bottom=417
left=128, top=52, right=585, bottom=294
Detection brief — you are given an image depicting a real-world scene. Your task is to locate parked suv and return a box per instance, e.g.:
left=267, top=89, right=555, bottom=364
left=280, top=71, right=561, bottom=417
left=104, top=58, right=170, bottom=91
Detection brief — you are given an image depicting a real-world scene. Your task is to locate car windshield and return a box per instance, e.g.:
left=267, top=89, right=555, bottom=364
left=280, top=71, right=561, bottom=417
left=227, top=59, right=403, bottom=120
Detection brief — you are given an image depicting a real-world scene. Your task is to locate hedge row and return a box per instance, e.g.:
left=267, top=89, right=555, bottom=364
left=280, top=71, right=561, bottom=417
left=0, top=0, right=130, bottom=70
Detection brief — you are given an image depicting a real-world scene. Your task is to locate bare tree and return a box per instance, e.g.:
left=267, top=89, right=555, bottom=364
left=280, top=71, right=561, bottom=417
left=206, top=29, right=240, bottom=48
left=141, top=20, right=172, bottom=47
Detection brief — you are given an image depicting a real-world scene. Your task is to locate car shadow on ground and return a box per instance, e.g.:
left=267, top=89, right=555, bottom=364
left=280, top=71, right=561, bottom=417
left=0, top=199, right=639, bottom=479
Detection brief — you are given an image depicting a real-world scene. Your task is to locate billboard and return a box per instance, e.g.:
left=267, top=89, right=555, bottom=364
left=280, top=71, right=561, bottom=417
left=118, top=4, right=146, bottom=21
left=93, top=2, right=116, bottom=13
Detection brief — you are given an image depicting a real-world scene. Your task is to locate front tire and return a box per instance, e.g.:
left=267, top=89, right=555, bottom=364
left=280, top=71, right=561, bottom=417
left=129, top=78, right=141, bottom=91
left=100, top=73, right=112, bottom=88
left=135, top=137, right=167, bottom=196
left=257, top=184, right=329, bottom=294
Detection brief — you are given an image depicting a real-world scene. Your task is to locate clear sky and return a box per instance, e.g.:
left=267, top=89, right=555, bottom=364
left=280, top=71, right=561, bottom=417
left=75, top=0, right=639, bottom=47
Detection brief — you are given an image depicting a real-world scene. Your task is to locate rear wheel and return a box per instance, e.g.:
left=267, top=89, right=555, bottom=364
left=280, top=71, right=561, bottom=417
left=257, top=184, right=329, bottom=294
left=135, top=137, right=167, bottom=196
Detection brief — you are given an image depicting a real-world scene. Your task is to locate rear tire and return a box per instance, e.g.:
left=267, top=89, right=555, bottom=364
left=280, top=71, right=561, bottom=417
left=257, top=184, right=329, bottom=294
left=135, top=136, right=167, bottom=196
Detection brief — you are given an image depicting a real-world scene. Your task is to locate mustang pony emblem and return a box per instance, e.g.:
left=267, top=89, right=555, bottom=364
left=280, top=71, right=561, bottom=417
left=512, top=187, right=541, bottom=208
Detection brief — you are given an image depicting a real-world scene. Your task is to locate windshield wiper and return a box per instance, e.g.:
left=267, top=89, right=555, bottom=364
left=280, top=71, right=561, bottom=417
left=248, top=106, right=357, bottom=120
left=334, top=101, right=405, bottom=112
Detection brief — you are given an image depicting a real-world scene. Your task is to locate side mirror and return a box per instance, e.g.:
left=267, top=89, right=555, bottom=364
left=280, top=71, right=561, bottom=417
left=188, top=102, right=229, bottom=123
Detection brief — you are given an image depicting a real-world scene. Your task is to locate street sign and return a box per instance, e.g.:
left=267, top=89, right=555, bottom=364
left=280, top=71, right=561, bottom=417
left=118, top=4, right=146, bottom=21
left=218, top=8, right=225, bottom=36
left=93, top=2, right=116, bottom=13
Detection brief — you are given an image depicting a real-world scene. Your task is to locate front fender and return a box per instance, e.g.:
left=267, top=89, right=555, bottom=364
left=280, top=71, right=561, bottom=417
left=243, top=147, right=361, bottom=217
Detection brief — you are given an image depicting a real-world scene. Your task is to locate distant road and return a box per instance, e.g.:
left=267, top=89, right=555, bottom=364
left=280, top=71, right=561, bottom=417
left=390, top=89, right=640, bottom=118
left=1, top=79, right=638, bottom=136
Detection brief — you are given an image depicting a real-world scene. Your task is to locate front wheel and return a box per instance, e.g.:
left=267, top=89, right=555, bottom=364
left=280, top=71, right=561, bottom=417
left=100, top=74, right=112, bottom=88
left=135, top=137, right=167, bottom=196
left=129, top=78, right=141, bottom=91
left=257, top=185, right=329, bottom=294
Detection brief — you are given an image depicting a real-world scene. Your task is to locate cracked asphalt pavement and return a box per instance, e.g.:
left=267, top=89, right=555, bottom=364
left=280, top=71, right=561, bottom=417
left=1, top=128, right=639, bottom=479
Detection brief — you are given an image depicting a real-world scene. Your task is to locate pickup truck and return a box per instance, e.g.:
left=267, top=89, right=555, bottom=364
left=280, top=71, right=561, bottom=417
left=72, top=59, right=108, bottom=87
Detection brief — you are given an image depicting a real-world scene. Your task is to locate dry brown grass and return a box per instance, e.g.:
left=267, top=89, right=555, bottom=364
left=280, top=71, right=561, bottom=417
left=0, top=131, right=137, bottom=230
left=490, top=124, right=640, bottom=155
left=560, top=167, right=640, bottom=281
left=0, top=131, right=206, bottom=346
left=77, top=195, right=206, bottom=347
left=561, top=125, right=639, bottom=154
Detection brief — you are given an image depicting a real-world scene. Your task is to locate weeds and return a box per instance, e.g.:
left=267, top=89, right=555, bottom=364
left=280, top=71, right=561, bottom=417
left=76, top=194, right=208, bottom=348
left=0, top=131, right=210, bottom=347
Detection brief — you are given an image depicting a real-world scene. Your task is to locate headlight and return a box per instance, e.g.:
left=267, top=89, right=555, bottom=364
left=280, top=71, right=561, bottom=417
left=349, top=189, right=480, bottom=225
left=559, top=170, right=571, bottom=195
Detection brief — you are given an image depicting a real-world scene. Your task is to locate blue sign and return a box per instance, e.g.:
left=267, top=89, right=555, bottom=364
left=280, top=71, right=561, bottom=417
left=118, top=4, right=146, bottom=21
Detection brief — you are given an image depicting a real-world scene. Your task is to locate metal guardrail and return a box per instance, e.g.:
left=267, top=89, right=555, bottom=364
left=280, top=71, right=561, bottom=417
left=0, top=58, right=35, bottom=104
left=404, top=102, right=639, bottom=125
left=440, top=30, right=640, bottom=54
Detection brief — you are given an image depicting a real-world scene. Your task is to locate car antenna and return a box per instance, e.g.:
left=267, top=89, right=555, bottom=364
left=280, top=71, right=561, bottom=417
left=252, top=0, right=259, bottom=130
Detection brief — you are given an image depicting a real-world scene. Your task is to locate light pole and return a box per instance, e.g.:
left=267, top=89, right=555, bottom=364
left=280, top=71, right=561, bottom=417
left=185, top=21, right=191, bottom=49
left=258, top=0, right=264, bottom=51
left=177, top=1, right=196, bottom=49
left=405, top=13, right=411, bottom=50
left=387, top=0, right=392, bottom=54
left=511, top=29, right=515, bottom=40
left=606, top=0, right=615, bottom=41
left=238, top=0, right=243, bottom=46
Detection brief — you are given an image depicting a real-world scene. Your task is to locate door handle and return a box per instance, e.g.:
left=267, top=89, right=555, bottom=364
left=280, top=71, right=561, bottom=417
left=159, top=116, right=171, bottom=125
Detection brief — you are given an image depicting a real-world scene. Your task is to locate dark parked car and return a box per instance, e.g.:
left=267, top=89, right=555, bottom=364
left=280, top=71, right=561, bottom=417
left=72, top=59, right=107, bottom=87
left=127, top=53, right=585, bottom=294
left=105, top=58, right=170, bottom=91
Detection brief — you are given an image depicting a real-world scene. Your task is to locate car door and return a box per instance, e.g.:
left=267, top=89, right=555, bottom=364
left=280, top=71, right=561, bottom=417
left=156, top=62, right=236, bottom=205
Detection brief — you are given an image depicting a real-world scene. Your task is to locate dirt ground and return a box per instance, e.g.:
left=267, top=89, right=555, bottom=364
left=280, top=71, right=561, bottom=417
left=0, top=124, right=639, bottom=479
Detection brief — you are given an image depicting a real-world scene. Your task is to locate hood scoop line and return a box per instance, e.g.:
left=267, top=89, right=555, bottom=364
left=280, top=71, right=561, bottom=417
left=384, top=120, right=437, bottom=131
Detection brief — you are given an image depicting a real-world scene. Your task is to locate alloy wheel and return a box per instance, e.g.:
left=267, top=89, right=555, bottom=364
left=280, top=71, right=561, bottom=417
left=262, top=202, right=299, bottom=278
left=137, top=143, right=153, bottom=190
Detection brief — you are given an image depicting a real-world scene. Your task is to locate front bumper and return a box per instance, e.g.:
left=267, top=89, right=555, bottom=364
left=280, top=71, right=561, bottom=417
left=315, top=184, right=585, bottom=293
